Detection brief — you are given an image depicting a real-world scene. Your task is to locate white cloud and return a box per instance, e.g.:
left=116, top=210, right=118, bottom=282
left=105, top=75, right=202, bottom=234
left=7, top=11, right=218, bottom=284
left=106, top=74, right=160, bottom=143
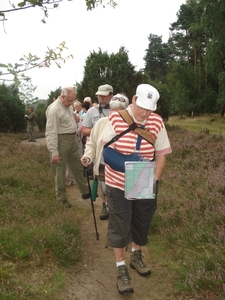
left=1, top=0, right=185, bottom=99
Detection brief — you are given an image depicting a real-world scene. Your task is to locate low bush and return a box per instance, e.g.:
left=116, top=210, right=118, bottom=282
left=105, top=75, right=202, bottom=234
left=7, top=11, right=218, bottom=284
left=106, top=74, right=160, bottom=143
left=150, top=127, right=225, bottom=299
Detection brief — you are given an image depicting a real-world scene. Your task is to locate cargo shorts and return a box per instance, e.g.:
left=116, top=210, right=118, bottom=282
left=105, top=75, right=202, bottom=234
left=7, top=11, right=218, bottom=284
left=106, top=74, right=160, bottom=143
left=106, top=184, right=157, bottom=248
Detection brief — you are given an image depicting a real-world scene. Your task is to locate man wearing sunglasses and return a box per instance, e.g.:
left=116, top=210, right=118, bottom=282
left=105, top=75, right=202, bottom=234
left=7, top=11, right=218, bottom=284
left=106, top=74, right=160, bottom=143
left=80, top=93, right=129, bottom=184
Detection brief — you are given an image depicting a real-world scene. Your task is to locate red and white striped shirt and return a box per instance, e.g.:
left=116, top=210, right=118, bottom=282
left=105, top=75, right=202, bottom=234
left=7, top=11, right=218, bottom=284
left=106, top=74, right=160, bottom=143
left=102, top=106, right=172, bottom=191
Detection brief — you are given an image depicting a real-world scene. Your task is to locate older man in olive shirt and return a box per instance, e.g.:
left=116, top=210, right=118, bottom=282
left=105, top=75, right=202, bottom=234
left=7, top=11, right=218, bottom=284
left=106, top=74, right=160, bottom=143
left=45, top=87, right=90, bottom=207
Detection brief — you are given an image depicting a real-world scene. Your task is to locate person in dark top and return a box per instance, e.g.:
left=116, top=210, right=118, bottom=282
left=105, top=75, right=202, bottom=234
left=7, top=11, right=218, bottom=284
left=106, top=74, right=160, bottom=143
left=25, top=106, right=36, bottom=142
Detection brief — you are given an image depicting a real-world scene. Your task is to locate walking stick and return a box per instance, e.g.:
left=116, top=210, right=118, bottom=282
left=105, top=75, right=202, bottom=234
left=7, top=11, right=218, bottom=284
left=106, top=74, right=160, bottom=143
left=84, top=166, right=99, bottom=240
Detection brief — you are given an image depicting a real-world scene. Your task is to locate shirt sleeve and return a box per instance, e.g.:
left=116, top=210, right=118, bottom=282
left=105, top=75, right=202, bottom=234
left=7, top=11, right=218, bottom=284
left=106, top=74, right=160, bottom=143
left=84, top=124, right=99, bottom=163
left=82, top=107, right=94, bottom=128
left=102, top=119, right=116, bottom=146
left=27, top=112, right=34, bottom=120
left=45, top=107, right=59, bottom=156
left=154, top=126, right=172, bottom=156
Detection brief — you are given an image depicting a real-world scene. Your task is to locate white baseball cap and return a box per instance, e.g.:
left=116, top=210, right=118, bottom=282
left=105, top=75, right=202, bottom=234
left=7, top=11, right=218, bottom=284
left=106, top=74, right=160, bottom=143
left=136, top=84, right=160, bottom=111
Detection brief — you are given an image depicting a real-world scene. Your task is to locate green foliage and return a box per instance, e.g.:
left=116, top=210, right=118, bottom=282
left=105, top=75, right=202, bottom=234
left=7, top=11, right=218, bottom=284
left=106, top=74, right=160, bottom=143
left=0, top=0, right=117, bottom=22
left=218, top=72, right=225, bottom=116
left=18, top=79, right=37, bottom=104
left=154, top=82, right=171, bottom=120
left=144, top=34, right=170, bottom=83
left=0, top=42, right=73, bottom=87
left=167, top=61, right=200, bottom=116
left=202, top=0, right=225, bottom=75
left=0, top=83, right=26, bottom=132
left=85, top=0, right=117, bottom=10
left=47, top=87, right=61, bottom=106
left=35, top=102, right=47, bottom=131
left=76, top=47, right=147, bottom=102
left=144, top=0, right=223, bottom=116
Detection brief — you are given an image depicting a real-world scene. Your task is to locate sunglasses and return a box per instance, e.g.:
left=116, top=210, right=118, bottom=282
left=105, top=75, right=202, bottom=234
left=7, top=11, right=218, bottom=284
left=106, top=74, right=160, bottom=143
left=111, top=97, right=126, bottom=102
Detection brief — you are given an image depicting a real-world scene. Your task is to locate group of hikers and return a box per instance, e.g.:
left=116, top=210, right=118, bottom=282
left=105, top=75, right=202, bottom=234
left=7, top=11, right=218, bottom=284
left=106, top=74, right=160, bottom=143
left=28, top=83, right=172, bottom=295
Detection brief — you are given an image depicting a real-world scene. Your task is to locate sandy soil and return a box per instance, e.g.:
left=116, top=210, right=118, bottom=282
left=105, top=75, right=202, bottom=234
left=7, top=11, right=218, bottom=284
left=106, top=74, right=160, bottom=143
left=62, top=186, right=175, bottom=300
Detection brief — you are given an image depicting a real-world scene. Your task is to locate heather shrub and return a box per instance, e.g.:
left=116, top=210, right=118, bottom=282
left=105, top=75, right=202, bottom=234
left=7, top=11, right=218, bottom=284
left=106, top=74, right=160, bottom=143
left=150, top=127, right=225, bottom=299
left=0, top=134, right=83, bottom=299
left=0, top=123, right=224, bottom=299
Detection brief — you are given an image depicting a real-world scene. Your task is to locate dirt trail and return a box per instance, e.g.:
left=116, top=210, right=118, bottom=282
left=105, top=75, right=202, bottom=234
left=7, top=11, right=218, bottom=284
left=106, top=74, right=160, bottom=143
left=23, top=138, right=174, bottom=300
left=62, top=186, right=174, bottom=300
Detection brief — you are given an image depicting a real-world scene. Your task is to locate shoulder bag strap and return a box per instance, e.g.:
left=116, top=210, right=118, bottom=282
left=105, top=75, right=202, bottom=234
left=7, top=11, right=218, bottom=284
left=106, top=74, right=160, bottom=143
left=118, top=110, right=155, bottom=145
left=104, top=110, right=155, bottom=148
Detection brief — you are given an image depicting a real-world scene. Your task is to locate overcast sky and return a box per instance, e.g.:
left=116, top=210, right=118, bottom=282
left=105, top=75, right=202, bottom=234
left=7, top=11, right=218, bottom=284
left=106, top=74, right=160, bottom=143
left=1, top=0, right=185, bottom=99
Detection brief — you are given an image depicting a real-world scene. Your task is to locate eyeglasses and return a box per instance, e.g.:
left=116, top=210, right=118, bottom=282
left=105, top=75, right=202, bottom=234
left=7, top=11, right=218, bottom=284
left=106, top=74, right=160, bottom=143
left=111, top=97, right=126, bottom=102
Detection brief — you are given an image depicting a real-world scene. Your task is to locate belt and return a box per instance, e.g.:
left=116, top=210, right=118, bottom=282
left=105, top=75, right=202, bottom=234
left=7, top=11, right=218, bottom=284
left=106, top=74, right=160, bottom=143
left=59, top=132, right=76, bottom=135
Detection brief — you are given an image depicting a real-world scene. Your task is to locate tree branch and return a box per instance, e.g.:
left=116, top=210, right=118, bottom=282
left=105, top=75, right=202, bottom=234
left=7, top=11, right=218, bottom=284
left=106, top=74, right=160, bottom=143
left=1, top=0, right=63, bottom=13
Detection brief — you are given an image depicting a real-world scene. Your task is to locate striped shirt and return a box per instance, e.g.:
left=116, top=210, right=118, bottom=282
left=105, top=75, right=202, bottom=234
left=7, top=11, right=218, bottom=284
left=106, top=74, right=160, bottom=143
left=102, top=106, right=172, bottom=191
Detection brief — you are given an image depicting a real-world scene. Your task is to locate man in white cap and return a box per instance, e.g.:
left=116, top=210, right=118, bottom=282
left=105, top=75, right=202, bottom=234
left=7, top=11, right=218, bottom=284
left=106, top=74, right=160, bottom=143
left=82, top=84, right=113, bottom=220
left=102, top=84, right=172, bottom=295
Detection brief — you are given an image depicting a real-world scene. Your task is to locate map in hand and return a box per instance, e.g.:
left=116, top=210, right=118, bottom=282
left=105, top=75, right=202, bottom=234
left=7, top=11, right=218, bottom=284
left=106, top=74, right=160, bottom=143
left=125, top=161, right=156, bottom=200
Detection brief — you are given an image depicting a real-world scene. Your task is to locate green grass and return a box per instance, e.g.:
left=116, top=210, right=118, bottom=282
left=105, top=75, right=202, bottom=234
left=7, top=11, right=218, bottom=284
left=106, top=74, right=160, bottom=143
left=0, top=132, right=83, bottom=299
left=0, top=115, right=225, bottom=299
left=167, top=114, right=225, bottom=135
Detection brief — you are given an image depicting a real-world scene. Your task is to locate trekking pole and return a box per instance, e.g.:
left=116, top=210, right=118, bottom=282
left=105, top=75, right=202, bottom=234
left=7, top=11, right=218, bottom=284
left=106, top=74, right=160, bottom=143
left=84, top=166, right=99, bottom=240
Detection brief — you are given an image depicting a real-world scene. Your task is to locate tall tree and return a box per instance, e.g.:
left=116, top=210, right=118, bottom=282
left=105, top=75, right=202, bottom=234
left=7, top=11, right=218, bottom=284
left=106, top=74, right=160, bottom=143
left=0, top=83, right=26, bottom=132
left=144, top=34, right=169, bottom=83
left=202, top=0, right=225, bottom=115
left=167, top=1, right=212, bottom=114
left=35, top=102, right=47, bottom=131
left=167, top=61, right=199, bottom=117
left=76, top=47, right=142, bottom=102
left=47, top=87, right=61, bottom=106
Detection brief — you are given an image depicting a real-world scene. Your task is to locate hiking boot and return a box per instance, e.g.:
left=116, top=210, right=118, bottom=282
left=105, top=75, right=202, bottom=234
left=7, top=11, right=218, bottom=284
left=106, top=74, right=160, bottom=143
left=58, top=199, right=72, bottom=208
left=130, top=250, right=151, bottom=276
left=116, top=265, right=134, bottom=295
left=100, top=202, right=109, bottom=220
left=66, top=180, right=74, bottom=186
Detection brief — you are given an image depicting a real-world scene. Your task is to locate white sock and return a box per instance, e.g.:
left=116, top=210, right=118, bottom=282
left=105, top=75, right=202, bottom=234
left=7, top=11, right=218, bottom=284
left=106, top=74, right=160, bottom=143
left=116, top=260, right=125, bottom=267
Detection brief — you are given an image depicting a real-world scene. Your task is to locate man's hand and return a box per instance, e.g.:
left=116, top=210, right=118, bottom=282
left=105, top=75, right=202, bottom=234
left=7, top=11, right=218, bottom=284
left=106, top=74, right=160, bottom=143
left=155, top=155, right=166, bottom=180
left=80, top=156, right=90, bottom=167
left=52, top=155, right=60, bottom=164
left=82, top=126, right=91, bottom=137
left=74, top=113, right=81, bottom=123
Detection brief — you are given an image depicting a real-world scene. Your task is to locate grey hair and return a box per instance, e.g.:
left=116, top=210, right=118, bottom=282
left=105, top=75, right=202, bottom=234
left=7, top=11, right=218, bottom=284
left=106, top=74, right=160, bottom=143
left=109, top=93, right=129, bottom=110
left=61, top=88, right=68, bottom=96
left=61, top=87, right=76, bottom=96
